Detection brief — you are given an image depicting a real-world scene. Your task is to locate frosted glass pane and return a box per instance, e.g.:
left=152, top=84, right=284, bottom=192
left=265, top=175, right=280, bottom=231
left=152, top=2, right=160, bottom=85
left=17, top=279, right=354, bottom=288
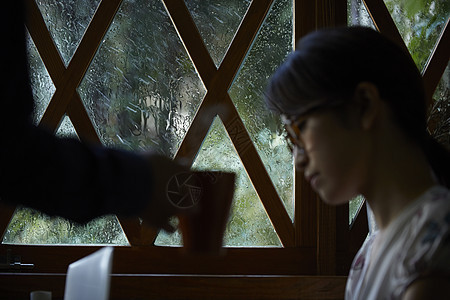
left=347, top=0, right=376, bottom=28
left=185, top=0, right=251, bottom=67
left=155, top=118, right=282, bottom=247
left=27, top=30, right=55, bottom=125
left=78, top=0, right=205, bottom=156
left=383, top=0, right=449, bottom=72
left=56, top=115, right=79, bottom=139
left=35, top=0, right=101, bottom=65
left=228, top=0, right=294, bottom=220
left=2, top=207, right=128, bottom=245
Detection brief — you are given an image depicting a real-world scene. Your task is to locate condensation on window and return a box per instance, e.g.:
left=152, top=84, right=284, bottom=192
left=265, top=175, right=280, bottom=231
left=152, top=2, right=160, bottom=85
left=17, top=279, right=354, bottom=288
left=185, top=0, right=251, bottom=67
left=2, top=206, right=128, bottom=245
left=78, top=0, right=206, bottom=157
left=35, top=0, right=101, bottom=66
left=155, top=117, right=282, bottom=247
left=228, top=0, right=294, bottom=220
left=26, top=30, right=55, bottom=125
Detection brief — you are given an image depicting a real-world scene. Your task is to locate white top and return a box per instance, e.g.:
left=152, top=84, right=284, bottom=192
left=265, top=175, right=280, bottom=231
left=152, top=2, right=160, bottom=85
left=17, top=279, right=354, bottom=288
left=346, top=186, right=450, bottom=299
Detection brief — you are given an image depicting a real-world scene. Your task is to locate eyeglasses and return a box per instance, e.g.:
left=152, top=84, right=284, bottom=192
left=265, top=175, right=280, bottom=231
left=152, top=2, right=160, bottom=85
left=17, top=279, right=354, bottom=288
left=281, top=114, right=306, bottom=155
left=281, top=100, right=347, bottom=154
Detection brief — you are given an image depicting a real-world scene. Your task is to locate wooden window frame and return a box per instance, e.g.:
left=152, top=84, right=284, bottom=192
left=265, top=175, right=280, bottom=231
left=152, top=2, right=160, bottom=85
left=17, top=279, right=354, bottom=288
left=1, top=0, right=448, bottom=298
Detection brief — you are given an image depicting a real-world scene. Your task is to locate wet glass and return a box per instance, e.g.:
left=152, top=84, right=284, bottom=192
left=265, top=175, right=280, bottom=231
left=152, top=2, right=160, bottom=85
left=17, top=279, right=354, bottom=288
left=2, top=207, right=128, bottom=245
left=26, top=31, right=55, bottom=125
left=2, top=1, right=126, bottom=246
left=4, top=0, right=293, bottom=247
left=35, top=0, right=102, bottom=65
left=184, top=0, right=251, bottom=67
left=228, top=0, right=294, bottom=220
left=349, top=195, right=365, bottom=225
left=56, top=115, right=79, bottom=139
left=78, top=0, right=206, bottom=156
left=383, top=0, right=449, bottom=72
left=429, top=63, right=450, bottom=147
left=347, top=0, right=376, bottom=28
left=155, top=118, right=282, bottom=247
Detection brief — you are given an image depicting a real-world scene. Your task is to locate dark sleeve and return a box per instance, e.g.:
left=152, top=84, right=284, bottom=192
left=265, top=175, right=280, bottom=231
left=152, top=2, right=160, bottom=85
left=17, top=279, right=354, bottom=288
left=0, top=0, right=152, bottom=224
left=1, top=127, right=153, bottom=224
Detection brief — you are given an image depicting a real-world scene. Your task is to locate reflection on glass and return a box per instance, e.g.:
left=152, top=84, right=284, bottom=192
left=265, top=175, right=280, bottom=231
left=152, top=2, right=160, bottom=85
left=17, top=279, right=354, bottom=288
left=2, top=207, right=128, bottom=245
left=35, top=0, right=101, bottom=65
left=155, top=118, right=282, bottom=247
left=228, top=0, right=294, bottom=220
left=78, top=0, right=205, bottom=156
left=185, top=0, right=251, bottom=67
left=27, top=31, right=55, bottom=125
left=383, top=0, right=449, bottom=72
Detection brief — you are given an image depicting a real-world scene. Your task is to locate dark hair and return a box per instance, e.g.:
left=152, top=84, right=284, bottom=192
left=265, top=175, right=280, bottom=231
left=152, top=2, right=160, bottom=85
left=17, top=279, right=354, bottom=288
left=265, top=26, right=450, bottom=187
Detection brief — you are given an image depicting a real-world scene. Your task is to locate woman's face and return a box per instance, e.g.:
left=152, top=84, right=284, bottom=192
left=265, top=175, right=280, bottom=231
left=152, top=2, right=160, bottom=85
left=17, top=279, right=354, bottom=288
left=285, top=108, right=369, bottom=205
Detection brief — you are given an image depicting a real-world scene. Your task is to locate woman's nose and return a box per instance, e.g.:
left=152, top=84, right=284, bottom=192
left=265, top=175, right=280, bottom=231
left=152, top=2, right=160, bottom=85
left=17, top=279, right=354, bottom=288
left=294, top=147, right=308, bottom=171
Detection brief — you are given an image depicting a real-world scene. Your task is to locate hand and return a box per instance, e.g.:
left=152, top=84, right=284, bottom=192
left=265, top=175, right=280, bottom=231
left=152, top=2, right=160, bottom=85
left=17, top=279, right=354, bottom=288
left=139, top=153, right=190, bottom=232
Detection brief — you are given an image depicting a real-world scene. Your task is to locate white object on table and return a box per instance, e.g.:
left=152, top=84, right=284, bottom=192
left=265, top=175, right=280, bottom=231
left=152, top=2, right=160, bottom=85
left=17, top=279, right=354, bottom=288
left=63, top=246, right=114, bottom=300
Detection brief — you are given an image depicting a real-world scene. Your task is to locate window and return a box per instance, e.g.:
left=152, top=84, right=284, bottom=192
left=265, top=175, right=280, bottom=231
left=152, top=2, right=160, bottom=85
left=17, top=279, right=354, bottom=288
left=1, top=0, right=447, bottom=280
left=2, top=0, right=307, bottom=276
left=3, top=0, right=294, bottom=248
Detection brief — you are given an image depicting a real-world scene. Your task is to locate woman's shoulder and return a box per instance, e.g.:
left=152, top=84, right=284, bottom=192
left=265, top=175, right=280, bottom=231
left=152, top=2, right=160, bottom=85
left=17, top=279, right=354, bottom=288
left=379, top=186, right=450, bottom=298
left=423, top=185, right=450, bottom=203
left=413, top=186, right=450, bottom=233
left=400, top=185, right=450, bottom=276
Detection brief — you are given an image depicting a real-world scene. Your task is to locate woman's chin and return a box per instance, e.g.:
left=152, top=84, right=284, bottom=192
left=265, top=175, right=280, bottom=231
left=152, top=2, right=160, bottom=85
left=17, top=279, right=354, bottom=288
left=319, top=189, right=357, bottom=206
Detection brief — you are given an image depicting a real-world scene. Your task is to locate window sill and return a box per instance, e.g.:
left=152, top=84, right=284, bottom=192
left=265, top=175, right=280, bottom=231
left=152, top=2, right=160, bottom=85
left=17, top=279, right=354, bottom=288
left=0, top=272, right=347, bottom=300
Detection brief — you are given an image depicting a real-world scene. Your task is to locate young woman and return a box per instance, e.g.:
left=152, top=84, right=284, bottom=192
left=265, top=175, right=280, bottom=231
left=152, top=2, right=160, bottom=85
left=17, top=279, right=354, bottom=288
left=265, top=26, right=450, bottom=299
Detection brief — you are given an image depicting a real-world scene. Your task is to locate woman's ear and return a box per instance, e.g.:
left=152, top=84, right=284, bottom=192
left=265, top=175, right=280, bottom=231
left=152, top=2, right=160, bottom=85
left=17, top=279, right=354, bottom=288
left=354, top=82, right=382, bottom=130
